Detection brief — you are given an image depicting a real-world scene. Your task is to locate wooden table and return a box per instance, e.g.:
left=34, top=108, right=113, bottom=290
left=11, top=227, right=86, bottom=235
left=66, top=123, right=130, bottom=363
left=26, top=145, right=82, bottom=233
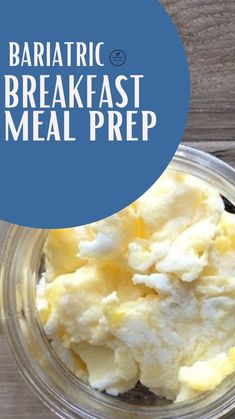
left=1, top=0, right=235, bottom=417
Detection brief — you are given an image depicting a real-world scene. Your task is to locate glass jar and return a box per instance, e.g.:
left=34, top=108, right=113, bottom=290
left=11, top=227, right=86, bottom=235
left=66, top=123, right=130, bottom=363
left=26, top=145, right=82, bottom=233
left=1, top=145, right=235, bottom=419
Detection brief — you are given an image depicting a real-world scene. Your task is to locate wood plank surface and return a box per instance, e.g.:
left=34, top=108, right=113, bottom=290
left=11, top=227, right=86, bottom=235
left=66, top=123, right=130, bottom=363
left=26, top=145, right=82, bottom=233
left=162, top=0, right=235, bottom=143
left=1, top=0, right=235, bottom=417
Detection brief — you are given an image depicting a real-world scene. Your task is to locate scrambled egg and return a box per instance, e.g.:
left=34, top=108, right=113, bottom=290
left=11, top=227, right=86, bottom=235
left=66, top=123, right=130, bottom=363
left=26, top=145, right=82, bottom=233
left=37, top=170, right=235, bottom=402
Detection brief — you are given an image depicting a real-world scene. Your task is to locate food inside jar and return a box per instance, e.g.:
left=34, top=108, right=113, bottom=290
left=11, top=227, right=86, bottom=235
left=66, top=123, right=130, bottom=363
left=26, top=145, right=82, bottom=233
left=37, top=169, right=235, bottom=402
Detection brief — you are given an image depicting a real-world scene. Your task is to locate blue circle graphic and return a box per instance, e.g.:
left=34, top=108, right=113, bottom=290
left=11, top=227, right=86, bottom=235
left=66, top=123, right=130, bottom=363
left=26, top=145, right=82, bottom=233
left=0, top=0, right=190, bottom=228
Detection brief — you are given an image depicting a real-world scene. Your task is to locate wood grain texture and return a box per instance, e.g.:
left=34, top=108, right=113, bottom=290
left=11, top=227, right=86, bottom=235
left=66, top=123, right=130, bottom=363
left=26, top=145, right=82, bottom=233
left=0, top=0, right=235, bottom=418
left=162, top=0, right=235, bottom=142
left=0, top=338, right=55, bottom=419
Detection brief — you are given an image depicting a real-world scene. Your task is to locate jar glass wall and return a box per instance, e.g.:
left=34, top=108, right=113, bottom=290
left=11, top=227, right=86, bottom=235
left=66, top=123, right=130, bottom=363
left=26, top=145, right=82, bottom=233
left=1, top=145, right=235, bottom=419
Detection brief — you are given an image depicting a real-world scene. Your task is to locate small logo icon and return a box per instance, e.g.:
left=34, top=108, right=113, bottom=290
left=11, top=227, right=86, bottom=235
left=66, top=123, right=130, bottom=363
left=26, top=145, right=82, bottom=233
left=110, top=49, right=126, bottom=66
